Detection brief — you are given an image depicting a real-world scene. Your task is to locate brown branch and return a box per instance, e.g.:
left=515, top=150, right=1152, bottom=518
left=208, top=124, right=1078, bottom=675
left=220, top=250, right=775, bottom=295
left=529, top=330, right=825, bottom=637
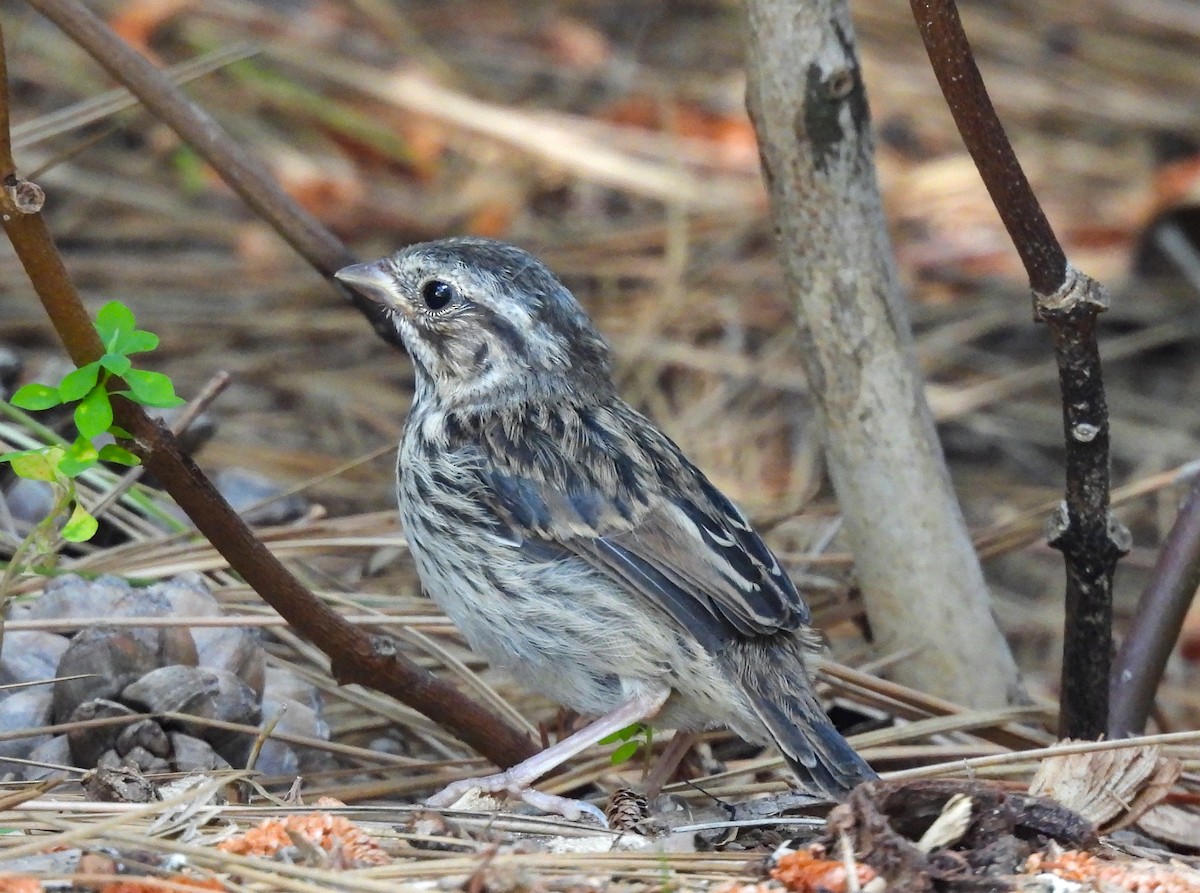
left=0, top=15, right=535, bottom=769
left=22, top=0, right=405, bottom=349
left=1109, top=475, right=1200, bottom=737
left=909, top=4, right=1064, bottom=296
left=910, top=0, right=1128, bottom=739
left=25, top=0, right=347, bottom=275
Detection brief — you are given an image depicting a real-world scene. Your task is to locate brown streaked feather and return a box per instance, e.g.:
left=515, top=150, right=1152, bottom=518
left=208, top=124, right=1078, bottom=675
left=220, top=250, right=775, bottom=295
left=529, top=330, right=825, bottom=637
left=451, top=397, right=809, bottom=648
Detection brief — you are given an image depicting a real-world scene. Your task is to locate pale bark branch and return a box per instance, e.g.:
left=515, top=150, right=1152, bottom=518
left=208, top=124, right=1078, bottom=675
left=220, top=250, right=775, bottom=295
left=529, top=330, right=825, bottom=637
left=744, top=0, right=1025, bottom=707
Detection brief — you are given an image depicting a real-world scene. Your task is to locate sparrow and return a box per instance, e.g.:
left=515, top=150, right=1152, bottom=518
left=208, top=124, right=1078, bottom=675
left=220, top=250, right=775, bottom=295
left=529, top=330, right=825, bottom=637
left=336, top=238, right=875, bottom=822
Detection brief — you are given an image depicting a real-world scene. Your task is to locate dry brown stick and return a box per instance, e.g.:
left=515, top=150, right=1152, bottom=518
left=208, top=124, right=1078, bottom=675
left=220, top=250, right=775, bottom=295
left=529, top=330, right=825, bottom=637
left=0, top=15, right=535, bottom=770
left=910, top=0, right=1129, bottom=739
left=87, top=370, right=232, bottom=526
left=24, top=0, right=347, bottom=275
left=21, top=0, right=407, bottom=350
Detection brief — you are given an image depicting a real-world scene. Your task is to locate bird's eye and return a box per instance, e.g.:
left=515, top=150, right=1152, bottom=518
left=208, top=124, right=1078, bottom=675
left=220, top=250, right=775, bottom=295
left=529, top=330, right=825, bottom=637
left=421, top=279, right=457, bottom=311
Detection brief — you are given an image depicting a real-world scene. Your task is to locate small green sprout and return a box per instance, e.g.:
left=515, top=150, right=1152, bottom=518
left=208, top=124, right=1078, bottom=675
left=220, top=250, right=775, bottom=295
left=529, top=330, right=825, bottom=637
left=0, top=300, right=183, bottom=544
left=599, top=721, right=654, bottom=766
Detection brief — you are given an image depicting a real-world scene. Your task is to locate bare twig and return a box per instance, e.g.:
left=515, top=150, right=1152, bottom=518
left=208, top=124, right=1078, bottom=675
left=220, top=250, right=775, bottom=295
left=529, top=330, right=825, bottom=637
left=14, top=43, right=259, bottom=149
left=1110, top=475, right=1200, bottom=737
left=23, top=0, right=349, bottom=275
left=0, top=16, right=536, bottom=771
left=86, top=370, right=232, bottom=524
left=21, top=0, right=410, bottom=352
left=910, top=0, right=1129, bottom=739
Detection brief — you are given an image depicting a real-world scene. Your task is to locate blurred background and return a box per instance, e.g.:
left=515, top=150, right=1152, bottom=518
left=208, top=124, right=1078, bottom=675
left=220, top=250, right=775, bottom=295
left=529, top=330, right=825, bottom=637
left=4, top=0, right=1200, bottom=730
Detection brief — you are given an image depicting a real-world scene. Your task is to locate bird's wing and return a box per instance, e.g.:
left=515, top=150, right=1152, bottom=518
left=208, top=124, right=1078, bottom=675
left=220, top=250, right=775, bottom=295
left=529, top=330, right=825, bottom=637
left=460, top=401, right=809, bottom=651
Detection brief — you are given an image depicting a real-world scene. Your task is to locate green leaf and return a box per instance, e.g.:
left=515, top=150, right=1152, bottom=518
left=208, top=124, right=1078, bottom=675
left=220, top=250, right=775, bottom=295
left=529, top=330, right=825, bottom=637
left=120, top=369, right=184, bottom=407
left=598, top=723, right=642, bottom=745
left=95, top=301, right=136, bottom=346
left=74, top=387, right=114, bottom=439
left=58, top=437, right=99, bottom=477
left=107, top=425, right=134, bottom=439
left=0, top=447, right=41, bottom=464
left=97, top=304, right=161, bottom=356
left=61, top=502, right=99, bottom=542
left=610, top=741, right=640, bottom=765
left=98, top=444, right=140, bottom=466
left=122, top=330, right=159, bottom=354
left=58, top=362, right=101, bottom=402
left=57, top=455, right=96, bottom=478
left=10, top=383, right=62, bottom=410
left=99, top=353, right=132, bottom=375
left=5, top=447, right=60, bottom=481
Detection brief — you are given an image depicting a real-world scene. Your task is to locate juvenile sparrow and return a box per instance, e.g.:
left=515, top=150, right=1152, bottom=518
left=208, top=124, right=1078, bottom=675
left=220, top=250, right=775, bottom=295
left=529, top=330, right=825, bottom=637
left=336, top=238, right=875, bottom=822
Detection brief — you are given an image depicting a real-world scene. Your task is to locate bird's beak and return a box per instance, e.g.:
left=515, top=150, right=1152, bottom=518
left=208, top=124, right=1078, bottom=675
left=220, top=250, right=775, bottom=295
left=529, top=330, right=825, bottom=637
left=335, top=262, right=394, bottom=304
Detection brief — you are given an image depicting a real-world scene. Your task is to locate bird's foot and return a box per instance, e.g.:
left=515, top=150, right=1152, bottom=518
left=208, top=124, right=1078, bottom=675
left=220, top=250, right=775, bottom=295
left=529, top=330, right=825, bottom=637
left=426, top=773, right=607, bottom=825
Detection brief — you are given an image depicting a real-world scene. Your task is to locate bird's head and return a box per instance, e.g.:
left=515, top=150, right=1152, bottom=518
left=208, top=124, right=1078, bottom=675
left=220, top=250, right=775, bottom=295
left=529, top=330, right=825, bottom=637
left=336, top=238, right=613, bottom=409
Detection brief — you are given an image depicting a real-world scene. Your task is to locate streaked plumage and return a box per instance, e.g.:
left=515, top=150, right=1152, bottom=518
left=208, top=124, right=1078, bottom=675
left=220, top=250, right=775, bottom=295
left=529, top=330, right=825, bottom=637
left=336, top=238, right=875, bottom=812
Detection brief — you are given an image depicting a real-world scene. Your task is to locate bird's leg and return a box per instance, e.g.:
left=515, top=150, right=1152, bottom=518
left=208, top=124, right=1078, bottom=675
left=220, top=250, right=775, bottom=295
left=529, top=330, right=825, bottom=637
left=426, top=687, right=670, bottom=824
left=641, top=731, right=699, bottom=798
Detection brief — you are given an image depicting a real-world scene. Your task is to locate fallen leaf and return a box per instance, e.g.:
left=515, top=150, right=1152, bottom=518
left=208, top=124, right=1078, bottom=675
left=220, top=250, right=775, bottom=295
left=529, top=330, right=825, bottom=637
left=1028, top=741, right=1179, bottom=832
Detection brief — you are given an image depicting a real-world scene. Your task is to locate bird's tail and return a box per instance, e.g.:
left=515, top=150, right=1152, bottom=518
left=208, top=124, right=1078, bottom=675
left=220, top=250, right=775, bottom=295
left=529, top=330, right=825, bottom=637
left=725, top=641, right=876, bottom=800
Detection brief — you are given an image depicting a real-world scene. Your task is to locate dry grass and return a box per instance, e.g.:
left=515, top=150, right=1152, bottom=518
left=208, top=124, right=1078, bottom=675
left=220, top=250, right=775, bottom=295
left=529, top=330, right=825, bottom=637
left=2, top=0, right=1200, bottom=888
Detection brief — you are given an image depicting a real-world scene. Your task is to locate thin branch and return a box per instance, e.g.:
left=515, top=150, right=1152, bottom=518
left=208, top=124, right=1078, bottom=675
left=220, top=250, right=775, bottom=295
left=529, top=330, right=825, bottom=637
left=86, top=370, right=232, bottom=525
left=1109, top=475, right=1200, bottom=737
left=22, top=0, right=406, bottom=351
left=909, top=2, right=1064, bottom=296
left=24, top=0, right=348, bottom=275
left=910, top=0, right=1128, bottom=739
left=0, top=17, right=536, bottom=770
